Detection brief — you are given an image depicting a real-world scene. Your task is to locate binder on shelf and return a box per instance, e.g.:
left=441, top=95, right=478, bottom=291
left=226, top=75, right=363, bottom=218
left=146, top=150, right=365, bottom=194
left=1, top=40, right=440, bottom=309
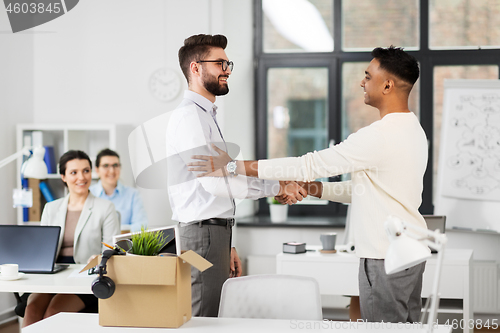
left=23, top=206, right=29, bottom=222
left=23, top=132, right=32, bottom=148
left=43, top=146, right=56, bottom=174
left=28, top=178, right=41, bottom=222
left=31, top=131, right=43, bottom=147
left=21, top=178, right=29, bottom=222
left=39, top=181, right=55, bottom=202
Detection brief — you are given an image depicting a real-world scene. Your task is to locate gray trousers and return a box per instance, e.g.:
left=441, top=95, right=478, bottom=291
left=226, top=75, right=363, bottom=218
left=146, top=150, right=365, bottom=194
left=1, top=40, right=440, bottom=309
left=179, top=223, right=232, bottom=317
left=359, top=258, right=426, bottom=323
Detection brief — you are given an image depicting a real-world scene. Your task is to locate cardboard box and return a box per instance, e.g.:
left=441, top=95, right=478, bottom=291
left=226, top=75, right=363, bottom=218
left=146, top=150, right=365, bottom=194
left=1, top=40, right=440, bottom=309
left=84, top=250, right=211, bottom=328
left=28, top=178, right=41, bottom=221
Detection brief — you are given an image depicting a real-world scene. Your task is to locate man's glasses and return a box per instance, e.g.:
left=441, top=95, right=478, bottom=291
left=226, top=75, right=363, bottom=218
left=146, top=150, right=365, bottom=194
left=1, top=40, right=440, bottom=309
left=100, top=163, right=121, bottom=170
left=197, top=60, right=234, bottom=72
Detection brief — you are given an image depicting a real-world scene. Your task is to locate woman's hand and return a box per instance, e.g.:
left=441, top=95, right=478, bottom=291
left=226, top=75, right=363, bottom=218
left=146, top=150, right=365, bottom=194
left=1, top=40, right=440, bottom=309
left=187, top=144, right=232, bottom=177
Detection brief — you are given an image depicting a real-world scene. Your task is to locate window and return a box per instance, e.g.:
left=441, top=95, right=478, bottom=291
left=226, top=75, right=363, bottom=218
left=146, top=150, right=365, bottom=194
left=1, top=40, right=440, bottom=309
left=255, top=0, right=500, bottom=217
left=263, top=0, right=333, bottom=53
left=429, top=0, right=500, bottom=49
left=267, top=68, right=328, bottom=159
left=342, top=0, right=419, bottom=51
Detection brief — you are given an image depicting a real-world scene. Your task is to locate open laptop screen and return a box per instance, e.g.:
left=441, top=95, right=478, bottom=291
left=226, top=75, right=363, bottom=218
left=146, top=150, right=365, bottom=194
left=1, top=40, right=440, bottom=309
left=423, top=216, right=446, bottom=254
left=423, top=215, right=446, bottom=233
left=0, top=225, right=61, bottom=273
left=113, top=225, right=181, bottom=256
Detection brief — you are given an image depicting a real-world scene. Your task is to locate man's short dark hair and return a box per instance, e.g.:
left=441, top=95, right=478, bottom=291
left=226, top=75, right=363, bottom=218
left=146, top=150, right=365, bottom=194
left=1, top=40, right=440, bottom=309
left=95, top=148, right=120, bottom=167
left=178, top=34, right=228, bottom=83
left=371, top=46, right=419, bottom=86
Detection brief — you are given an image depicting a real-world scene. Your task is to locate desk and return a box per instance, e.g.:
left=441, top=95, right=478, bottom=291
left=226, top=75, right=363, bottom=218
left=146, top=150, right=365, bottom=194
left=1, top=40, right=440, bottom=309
left=0, top=264, right=94, bottom=294
left=277, top=249, right=473, bottom=333
left=23, top=313, right=452, bottom=333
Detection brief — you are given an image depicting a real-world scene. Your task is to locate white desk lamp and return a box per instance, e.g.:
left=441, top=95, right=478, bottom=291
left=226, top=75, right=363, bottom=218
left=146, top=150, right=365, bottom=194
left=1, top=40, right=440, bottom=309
left=0, top=146, right=48, bottom=179
left=384, top=215, right=447, bottom=333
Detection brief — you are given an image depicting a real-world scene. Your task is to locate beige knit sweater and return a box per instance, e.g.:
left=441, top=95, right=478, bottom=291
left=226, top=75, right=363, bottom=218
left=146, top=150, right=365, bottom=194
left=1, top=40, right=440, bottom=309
left=259, top=112, right=428, bottom=258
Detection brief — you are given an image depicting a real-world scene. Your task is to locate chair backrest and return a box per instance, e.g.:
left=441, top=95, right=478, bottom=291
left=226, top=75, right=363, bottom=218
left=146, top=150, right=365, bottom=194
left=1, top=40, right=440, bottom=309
left=218, top=274, right=323, bottom=320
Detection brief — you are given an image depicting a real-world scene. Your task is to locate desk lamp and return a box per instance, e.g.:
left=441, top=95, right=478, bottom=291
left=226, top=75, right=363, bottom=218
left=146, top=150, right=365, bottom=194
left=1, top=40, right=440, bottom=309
left=384, top=215, right=448, bottom=333
left=0, top=146, right=48, bottom=179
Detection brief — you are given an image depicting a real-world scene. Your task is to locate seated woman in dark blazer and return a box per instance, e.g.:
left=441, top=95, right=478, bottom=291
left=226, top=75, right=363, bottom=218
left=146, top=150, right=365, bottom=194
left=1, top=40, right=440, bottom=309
left=23, top=150, right=120, bottom=327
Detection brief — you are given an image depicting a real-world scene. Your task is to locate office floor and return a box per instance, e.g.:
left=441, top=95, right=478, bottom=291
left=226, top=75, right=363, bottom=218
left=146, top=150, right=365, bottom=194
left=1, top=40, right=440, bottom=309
left=0, top=319, right=18, bottom=333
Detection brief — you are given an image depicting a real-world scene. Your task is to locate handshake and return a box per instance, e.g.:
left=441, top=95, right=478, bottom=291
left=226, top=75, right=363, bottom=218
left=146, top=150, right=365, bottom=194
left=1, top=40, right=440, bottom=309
left=186, top=144, right=322, bottom=205
left=276, top=181, right=313, bottom=205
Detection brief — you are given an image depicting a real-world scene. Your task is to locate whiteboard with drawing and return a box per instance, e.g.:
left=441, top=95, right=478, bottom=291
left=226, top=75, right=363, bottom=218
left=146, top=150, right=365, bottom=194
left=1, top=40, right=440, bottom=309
left=435, top=79, right=500, bottom=232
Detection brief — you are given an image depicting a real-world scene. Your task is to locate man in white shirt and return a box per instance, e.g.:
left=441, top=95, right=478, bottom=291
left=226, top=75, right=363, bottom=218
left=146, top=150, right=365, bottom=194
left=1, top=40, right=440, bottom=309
left=188, top=46, right=428, bottom=323
left=168, top=34, right=306, bottom=317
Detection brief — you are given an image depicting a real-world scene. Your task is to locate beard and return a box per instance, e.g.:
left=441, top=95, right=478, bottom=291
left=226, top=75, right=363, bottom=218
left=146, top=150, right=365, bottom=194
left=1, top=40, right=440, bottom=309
left=203, top=72, right=229, bottom=96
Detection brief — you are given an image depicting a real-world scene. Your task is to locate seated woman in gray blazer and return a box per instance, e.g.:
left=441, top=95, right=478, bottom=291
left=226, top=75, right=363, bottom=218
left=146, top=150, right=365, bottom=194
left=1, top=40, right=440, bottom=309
left=23, top=150, right=120, bottom=328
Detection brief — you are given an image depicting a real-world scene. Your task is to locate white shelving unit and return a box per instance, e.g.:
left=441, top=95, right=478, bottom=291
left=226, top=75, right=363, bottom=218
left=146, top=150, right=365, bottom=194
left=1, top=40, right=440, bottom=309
left=16, top=123, right=116, bottom=224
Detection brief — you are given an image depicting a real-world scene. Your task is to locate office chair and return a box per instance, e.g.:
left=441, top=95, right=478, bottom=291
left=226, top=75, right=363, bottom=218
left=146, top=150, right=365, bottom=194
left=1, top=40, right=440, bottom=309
left=218, top=274, right=323, bottom=320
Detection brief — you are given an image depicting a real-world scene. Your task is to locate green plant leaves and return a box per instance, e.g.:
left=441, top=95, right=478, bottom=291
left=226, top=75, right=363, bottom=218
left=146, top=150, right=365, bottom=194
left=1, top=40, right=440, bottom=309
left=130, top=227, right=169, bottom=256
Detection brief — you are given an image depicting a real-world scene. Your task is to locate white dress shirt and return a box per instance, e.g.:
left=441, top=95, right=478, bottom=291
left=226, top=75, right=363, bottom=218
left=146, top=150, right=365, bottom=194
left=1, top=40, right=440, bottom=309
left=90, top=180, right=148, bottom=232
left=166, top=90, right=279, bottom=223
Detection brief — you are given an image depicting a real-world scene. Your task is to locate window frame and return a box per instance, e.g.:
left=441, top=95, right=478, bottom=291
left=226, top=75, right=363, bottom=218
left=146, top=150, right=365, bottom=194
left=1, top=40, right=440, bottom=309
left=254, top=0, right=500, bottom=217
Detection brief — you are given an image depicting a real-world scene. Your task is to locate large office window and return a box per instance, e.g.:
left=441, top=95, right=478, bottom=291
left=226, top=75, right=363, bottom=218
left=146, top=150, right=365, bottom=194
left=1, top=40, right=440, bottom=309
left=255, top=0, right=500, bottom=217
left=342, top=0, right=419, bottom=51
left=267, top=68, right=329, bottom=159
left=263, top=0, right=333, bottom=53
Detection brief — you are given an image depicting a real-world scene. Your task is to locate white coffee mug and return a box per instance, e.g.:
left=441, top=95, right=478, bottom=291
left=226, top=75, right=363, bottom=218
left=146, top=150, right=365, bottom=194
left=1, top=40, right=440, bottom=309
left=0, top=264, right=19, bottom=277
left=320, top=233, right=337, bottom=251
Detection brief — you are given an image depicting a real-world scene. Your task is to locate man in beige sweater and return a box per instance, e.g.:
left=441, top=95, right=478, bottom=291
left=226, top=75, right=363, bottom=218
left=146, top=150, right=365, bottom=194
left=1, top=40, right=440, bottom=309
left=188, top=46, right=428, bottom=323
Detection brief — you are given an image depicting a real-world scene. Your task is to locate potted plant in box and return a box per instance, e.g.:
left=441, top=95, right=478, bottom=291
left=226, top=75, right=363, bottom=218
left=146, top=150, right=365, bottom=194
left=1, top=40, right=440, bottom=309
left=129, top=227, right=169, bottom=256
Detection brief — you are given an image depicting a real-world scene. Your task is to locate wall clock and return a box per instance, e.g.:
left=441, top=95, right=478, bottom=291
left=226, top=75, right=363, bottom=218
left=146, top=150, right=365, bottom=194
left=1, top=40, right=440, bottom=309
left=149, top=67, right=182, bottom=102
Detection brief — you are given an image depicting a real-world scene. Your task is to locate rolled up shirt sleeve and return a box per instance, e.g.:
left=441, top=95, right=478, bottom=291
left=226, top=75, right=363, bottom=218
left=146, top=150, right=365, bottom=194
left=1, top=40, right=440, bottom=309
left=320, top=181, right=352, bottom=203
left=197, top=176, right=279, bottom=199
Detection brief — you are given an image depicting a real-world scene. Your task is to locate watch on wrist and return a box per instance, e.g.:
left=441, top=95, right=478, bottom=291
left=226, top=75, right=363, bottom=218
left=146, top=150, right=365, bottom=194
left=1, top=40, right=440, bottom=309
left=226, top=160, right=237, bottom=177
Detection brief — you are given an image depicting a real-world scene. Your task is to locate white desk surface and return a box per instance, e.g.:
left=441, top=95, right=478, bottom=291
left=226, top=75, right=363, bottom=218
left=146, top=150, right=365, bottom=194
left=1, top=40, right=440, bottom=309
left=277, top=248, right=473, bottom=265
left=23, top=313, right=452, bottom=333
left=277, top=248, right=473, bottom=296
left=277, top=247, right=473, bottom=333
left=0, top=264, right=94, bottom=294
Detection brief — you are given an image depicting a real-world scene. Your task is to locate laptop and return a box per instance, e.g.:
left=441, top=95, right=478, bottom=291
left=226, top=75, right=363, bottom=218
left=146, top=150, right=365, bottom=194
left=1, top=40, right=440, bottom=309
left=423, top=215, right=446, bottom=253
left=113, top=225, right=181, bottom=256
left=0, top=225, right=69, bottom=274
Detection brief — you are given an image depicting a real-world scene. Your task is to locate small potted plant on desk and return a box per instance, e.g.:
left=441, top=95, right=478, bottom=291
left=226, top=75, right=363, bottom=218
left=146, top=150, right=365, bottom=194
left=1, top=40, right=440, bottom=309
left=269, top=197, right=288, bottom=223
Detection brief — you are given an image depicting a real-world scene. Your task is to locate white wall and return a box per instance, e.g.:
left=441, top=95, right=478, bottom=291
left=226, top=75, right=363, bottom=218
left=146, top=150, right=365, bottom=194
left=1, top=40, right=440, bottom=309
left=1, top=0, right=499, bottom=319
left=223, top=0, right=259, bottom=218
left=0, top=0, right=255, bottom=228
left=0, top=8, right=34, bottom=225
left=0, top=0, right=254, bottom=319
